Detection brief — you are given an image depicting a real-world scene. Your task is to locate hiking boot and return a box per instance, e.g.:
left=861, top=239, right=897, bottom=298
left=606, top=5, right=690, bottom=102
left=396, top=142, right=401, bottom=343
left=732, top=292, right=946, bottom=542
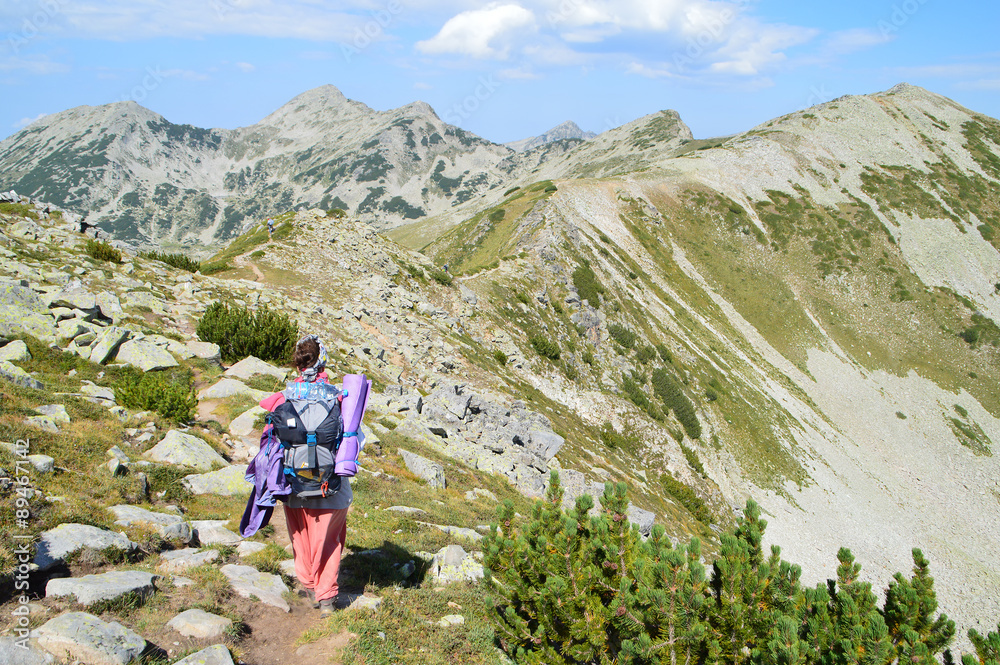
left=319, top=598, right=335, bottom=617
left=298, top=588, right=318, bottom=608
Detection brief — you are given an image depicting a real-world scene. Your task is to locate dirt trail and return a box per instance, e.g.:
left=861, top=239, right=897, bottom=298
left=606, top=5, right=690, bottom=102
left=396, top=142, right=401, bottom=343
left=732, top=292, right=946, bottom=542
left=234, top=253, right=265, bottom=281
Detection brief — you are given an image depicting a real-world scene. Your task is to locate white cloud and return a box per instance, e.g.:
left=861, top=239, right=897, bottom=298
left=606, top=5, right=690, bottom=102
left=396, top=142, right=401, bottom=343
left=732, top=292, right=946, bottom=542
left=0, top=55, right=70, bottom=75
left=822, top=28, right=893, bottom=56
left=499, top=66, right=541, bottom=80
left=414, top=81, right=433, bottom=89
left=416, top=3, right=536, bottom=59
left=710, top=23, right=817, bottom=76
left=161, top=68, right=211, bottom=81
left=626, top=62, right=676, bottom=79
left=956, top=78, right=1000, bottom=91
left=14, top=113, right=50, bottom=129
left=235, top=61, right=255, bottom=72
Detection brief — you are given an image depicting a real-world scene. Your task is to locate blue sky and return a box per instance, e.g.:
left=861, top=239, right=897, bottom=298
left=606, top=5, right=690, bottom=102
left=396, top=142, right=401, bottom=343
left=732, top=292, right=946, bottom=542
left=1, top=0, right=998, bottom=144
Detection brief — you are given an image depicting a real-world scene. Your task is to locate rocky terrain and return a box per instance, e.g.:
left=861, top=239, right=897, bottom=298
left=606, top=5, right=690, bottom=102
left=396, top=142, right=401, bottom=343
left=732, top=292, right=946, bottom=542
left=0, top=81, right=999, bottom=663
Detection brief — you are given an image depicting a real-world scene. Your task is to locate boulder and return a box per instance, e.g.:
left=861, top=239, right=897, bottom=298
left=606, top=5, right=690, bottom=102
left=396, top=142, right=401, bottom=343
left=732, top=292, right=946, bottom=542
left=27, top=454, right=55, bottom=473
left=173, top=644, right=234, bottom=665
left=122, top=291, right=168, bottom=315
left=197, top=378, right=269, bottom=401
left=419, top=522, right=484, bottom=542
left=114, top=339, right=178, bottom=371
left=229, top=406, right=266, bottom=437
left=89, top=327, right=130, bottom=365
left=224, top=356, right=288, bottom=381
left=186, top=340, right=222, bottom=362
left=182, top=465, right=251, bottom=496
left=24, top=416, right=59, bottom=433
left=34, top=524, right=135, bottom=572
left=109, top=505, right=192, bottom=543
left=385, top=506, right=427, bottom=516
left=0, top=635, right=55, bottom=664
left=34, top=612, right=146, bottom=665
left=430, top=544, right=484, bottom=584
left=438, top=614, right=465, bottom=627
left=167, top=610, right=233, bottom=639
left=1, top=360, right=43, bottom=390
left=459, top=284, right=477, bottom=305
left=627, top=504, right=656, bottom=537
left=0, top=281, right=57, bottom=342
left=236, top=541, right=267, bottom=557
left=398, top=448, right=446, bottom=489
left=0, top=339, right=31, bottom=362
left=95, top=292, right=123, bottom=320
left=35, top=404, right=70, bottom=424
left=220, top=564, right=290, bottom=611
left=48, top=288, right=97, bottom=312
left=80, top=381, right=115, bottom=402
left=527, top=430, right=565, bottom=462
left=191, top=520, right=242, bottom=546
left=144, top=430, right=227, bottom=471
left=156, top=548, right=219, bottom=574
left=0, top=280, right=45, bottom=312
left=45, top=571, right=158, bottom=607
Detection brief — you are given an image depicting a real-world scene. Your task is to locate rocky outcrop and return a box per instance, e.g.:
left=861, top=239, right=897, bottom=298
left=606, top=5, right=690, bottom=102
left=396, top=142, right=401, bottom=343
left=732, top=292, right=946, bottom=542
left=33, top=524, right=136, bottom=572
left=45, top=571, right=159, bottom=606
left=34, top=612, right=146, bottom=665
left=143, top=430, right=227, bottom=471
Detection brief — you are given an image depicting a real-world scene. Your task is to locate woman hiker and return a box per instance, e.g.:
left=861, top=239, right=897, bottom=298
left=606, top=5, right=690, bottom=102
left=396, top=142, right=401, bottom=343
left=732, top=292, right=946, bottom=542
left=257, top=334, right=351, bottom=616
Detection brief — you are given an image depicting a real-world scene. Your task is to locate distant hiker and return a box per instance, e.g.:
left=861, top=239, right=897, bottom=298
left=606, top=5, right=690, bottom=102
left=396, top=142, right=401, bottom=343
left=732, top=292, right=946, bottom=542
left=267, top=218, right=274, bottom=239
left=443, top=264, right=449, bottom=273
left=251, top=335, right=353, bottom=616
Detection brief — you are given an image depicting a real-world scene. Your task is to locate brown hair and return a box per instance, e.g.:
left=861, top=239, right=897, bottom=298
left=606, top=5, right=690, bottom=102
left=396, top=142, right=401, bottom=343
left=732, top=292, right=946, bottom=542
left=293, top=338, right=320, bottom=371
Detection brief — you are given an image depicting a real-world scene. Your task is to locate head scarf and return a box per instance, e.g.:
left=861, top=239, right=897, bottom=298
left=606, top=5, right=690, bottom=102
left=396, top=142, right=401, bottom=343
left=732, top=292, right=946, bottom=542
left=296, top=334, right=328, bottom=382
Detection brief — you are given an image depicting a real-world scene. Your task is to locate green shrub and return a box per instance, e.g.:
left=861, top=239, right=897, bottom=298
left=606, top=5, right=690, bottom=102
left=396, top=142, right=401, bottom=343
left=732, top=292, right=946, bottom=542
left=493, top=349, right=508, bottom=365
left=503, top=186, right=521, bottom=196
left=196, top=301, right=298, bottom=364
left=200, top=260, right=232, bottom=275
left=607, top=323, right=636, bottom=350
left=250, top=250, right=265, bottom=259
left=581, top=349, right=594, bottom=365
left=979, top=224, right=995, bottom=241
left=327, top=208, right=347, bottom=218
left=140, top=250, right=201, bottom=273
left=85, top=239, right=122, bottom=264
left=652, top=368, right=702, bottom=438
left=656, top=343, right=672, bottom=363
left=599, top=233, right=611, bottom=243
left=572, top=261, right=604, bottom=307
left=0, top=202, right=38, bottom=219
left=529, top=334, right=560, bottom=361
left=515, top=291, right=531, bottom=306
left=544, top=184, right=558, bottom=193
left=562, top=361, right=579, bottom=381
left=115, top=368, right=197, bottom=423
left=430, top=269, right=453, bottom=286
left=598, top=422, right=636, bottom=452
left=636, top=345, right=656, bottom=364
left=486, top=483, right=958, bottom=665
left=661, top=471, right=713, bottom=523
left=680, top=442, right=706, bottom=477
left=705, top=387, right=719, bottom=401
left=489, top=208, right=506, bottom=223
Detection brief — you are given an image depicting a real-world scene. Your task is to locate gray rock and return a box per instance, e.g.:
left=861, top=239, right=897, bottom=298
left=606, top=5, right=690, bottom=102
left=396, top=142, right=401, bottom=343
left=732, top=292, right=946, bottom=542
left=229, top=406, right=266, bottom=438
left=464, top=488, right=498, bottom=502
left=173, top=644, right=235, bottom=665
left=527, top=430, right=565, bottom=462
left=279, top=559, right=296, bottom=577
left=95, top=292, right=123, bottom=320
left=182, top=465, right=251, bottom=496
left=385, top=505, right=427, bottom=515
left=220, top=564, right=290, bottom=611
left=398, top=448, right=446, bottom=489
left=49, top=288, right=97, bottom=312
left=109, top=505, right=192, bottom=543
left=144, top=430, right=227, bottom=471
left=156, top=548, right=220, bottom=574
left=114, top=339, right=178, bottom=371
left=89, top=327, right=130, bottom=365
left=192, top=520, right=242, bottom=546
left=34, top=524, right=135, bottom=572
left=80, top=380, right=115, bottom=402
left=197, top=378, right=269, bottom=401
left=0, top=339, right=31, bottom=362
left=0, top=280, right=45, bottom=312
left=0, top=636, right=55, bottom=664
left=224, top=356, right=288, bottom=381
left=1, top=360, right=43, bottom=390
left=167, top=609, right=233, bottom=639
left=186, top=341, right=222, bottom=362
left=0, top=281, right=56, bottom=342
left=35, top=404, right=70, bottom=424
left=34, top=612, right=145, bottom=665
left=122, top=291, right=168, bottom=315
left=437, top=614, right=465, bottom=627
left=24, top=416, right=58, bottom=433
left=459, top=284, right=477, bottom=305
left=627, top=504, right=656, bottom=537
left=237, top=541, right=267, bottom=557
left=430, top=545, right=484, bottom=584
left=46, top=571, right=158, bottom=606
left=419, top=522, right=484, bottom=542
left=27, top=454, right=55, bottom=473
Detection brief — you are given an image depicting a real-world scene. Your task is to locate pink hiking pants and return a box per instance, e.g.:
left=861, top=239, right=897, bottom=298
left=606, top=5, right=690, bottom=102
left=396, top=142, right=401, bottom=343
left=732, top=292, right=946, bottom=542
left=283, top=506, right=349, bottom=602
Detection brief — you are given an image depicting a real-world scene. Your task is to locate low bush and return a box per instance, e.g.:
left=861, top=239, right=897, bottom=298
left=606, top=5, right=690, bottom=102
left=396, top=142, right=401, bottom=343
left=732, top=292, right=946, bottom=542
left=572, top=261, right=604, bottom=307
left=140, top=250, right=201, bottom=272
left=200, top=260, right=232, bottom=275
left=598, top=422, right=636, bottom=453
left=85, top=239, right=122, bottom=264
left=503, top=186, right=521, bottom=196
left=430, top=269, right=453, bottom=286
left=636, top=344, right=656, bottom=364
left=493, top=349, right=508, bottom=365
left=652, top=368, right=702, bottom=438
left=115, top=367, right=197, bottom=423
left=196, top=301, right=298, bottom=363
left=515, top=291, right=531, bottom=306
left=250, top=249, right=265, bottom=259
left=608, top=323, right=637, bottom=350
left=489, top=208, right=506, bottom=223
left=581, top=349, right=594, bottom=365
left=529, top=334, right=560, bottom=361
left=680, top=441, right=706, bottom=477
left=661, top=470, right=713, bottom=523
left=327, top=208, right=347, bottom=218
left=0, top=202, right=38, bottom=219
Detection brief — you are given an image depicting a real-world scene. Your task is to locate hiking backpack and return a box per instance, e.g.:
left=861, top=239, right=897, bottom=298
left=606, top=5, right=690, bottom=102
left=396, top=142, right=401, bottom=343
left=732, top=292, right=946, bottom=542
left=266, top=374, right=372, bottom=500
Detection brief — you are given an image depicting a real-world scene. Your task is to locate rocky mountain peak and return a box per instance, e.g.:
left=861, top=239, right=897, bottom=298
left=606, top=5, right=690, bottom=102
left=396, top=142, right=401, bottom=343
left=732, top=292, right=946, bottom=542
left=505, top=119, right=598, bottom=152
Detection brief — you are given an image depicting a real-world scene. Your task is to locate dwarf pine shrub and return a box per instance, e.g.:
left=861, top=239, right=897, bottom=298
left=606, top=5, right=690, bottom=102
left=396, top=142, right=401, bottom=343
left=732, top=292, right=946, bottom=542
left=115, top=367, right=197, bottom=423
left=608, top=323, right=637, bottom=349
left=652, top=367, right=702, bottom=439
left=485, top=476, right=962, bottom=665
left=529, top=334, right=560, bottom=360
left=572, top=261, right=604, bottom=307
left=85, top=239, right=122, bottom=264
left=140, top=250, right=201, bottom=273
left=196, top=301, right=298, bottom=364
